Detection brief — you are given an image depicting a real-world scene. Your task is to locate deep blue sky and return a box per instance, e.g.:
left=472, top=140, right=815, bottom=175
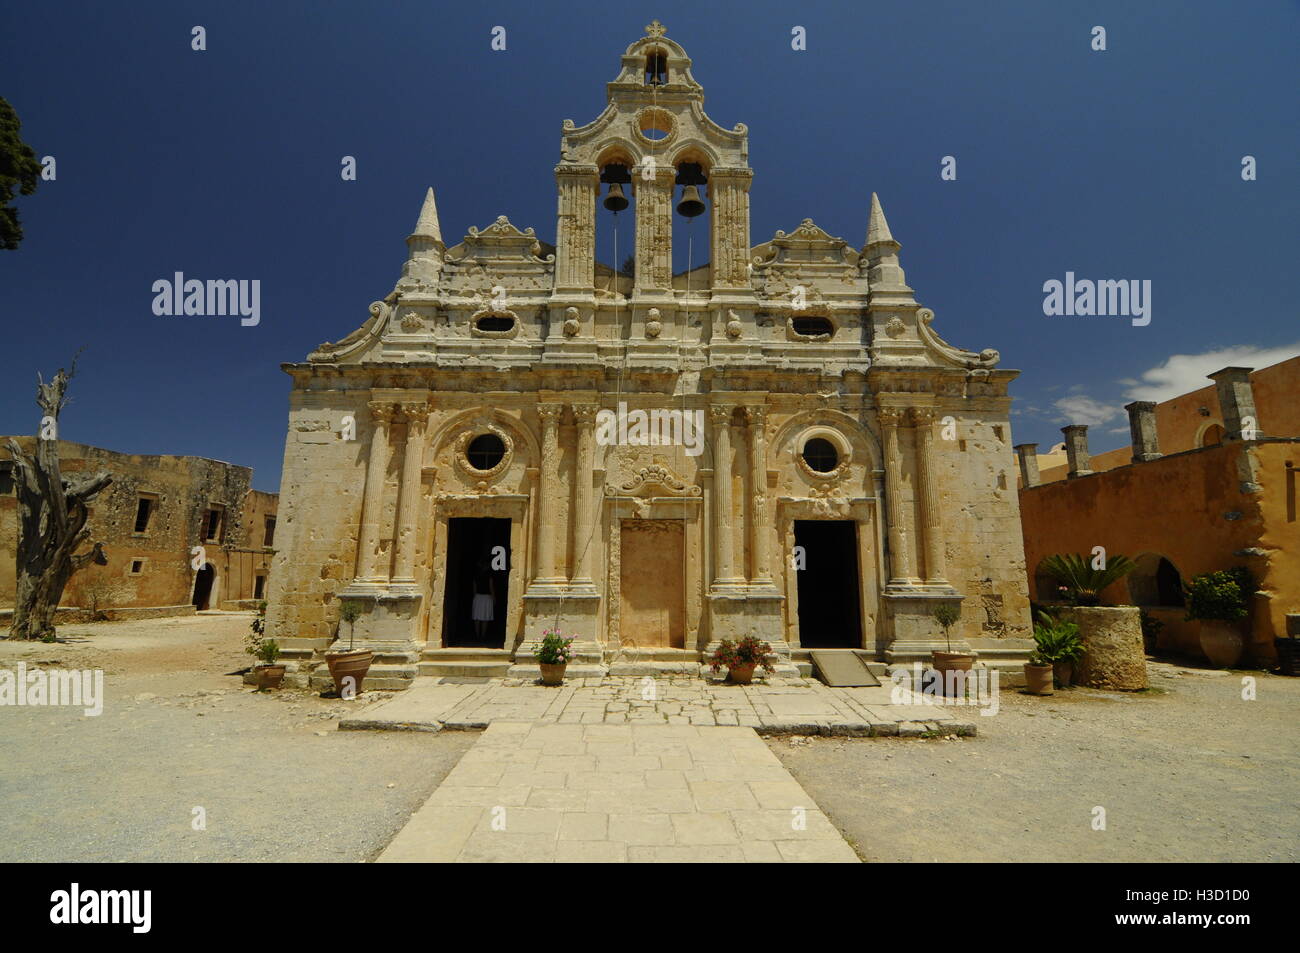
left=2, top=1, right=1296, bottom=491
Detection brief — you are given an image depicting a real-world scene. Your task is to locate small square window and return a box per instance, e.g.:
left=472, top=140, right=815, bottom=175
left=202, top=506, right=224, bottom=542
left=263, top=516, right=276, bottom=547
left=253, top=575, right=266, bottom=600
left=128, top=559, right=145, bottom=576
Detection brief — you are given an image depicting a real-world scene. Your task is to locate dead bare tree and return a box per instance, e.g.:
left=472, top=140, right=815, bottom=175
left=6, top=360, right=111, bottom=640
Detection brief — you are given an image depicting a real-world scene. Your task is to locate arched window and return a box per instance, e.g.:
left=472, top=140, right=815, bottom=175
left=1201, top=423, right=1224, bottom=447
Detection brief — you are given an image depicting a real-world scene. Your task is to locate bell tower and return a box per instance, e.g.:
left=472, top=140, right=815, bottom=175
left=551, top=21, right=752, bottom=332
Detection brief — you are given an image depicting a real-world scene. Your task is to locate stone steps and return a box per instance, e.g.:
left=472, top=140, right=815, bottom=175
left=419, top=648, right=514, bottom=679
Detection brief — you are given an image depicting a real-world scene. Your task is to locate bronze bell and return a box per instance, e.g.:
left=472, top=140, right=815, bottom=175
left=603, top=182, right=629, bottom=212
left=676, top=184, right=705, bottom=218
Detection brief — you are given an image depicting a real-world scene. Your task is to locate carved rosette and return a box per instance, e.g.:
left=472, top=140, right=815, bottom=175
left=645, top=307, right=662, bottom=339
left=562, top=306, right=581, bottom=338
left=453, top=422, right=514, bottom=483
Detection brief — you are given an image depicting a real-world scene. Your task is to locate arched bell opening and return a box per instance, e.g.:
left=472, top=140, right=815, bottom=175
left=672, top=158, right=710, bottom=281
left=644, top=47, right=669, bottom=87
left=596, top=155, right=636, bottom=298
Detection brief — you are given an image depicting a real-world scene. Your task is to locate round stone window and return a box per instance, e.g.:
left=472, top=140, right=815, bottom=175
left=801, top=437, right=839, bottom=474
left=466, top=433, right=506, bottom=472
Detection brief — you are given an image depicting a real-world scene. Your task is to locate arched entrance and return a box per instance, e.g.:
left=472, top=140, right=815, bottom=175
left=192, top=563, right=216, bottom=610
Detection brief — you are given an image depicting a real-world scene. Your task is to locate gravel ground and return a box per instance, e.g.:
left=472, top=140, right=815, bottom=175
left=0, top=613, right=476, bottom=862
left=770, top=662, right=1299, bottom=862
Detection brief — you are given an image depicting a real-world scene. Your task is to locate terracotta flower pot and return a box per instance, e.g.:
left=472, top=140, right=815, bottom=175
left=325, top=649, right=374, bottom=696
left=255, top=664, right=286, bottom=690
left=1053, top=661, right=1073, bottom=688
left=1023, top=663, right=1054, bottom=695
left=1199, top=620, right=1244, bottom=668
left=931, top=651, right=976, bottom=693
left=539, top=662, right=567, bottom=686
left=728, top=662, right=756, bottom=685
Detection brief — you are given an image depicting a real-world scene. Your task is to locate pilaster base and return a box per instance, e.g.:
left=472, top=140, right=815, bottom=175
left=333, top=582, right=423, bottom=647
left=881, top=586, right=969, bottom=663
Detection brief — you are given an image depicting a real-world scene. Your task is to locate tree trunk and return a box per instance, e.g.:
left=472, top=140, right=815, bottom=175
left=6, top=363, right=111, bottom=640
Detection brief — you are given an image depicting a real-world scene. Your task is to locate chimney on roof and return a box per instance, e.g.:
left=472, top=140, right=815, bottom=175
left=1124, top=401, right=1162, bottom=462
left=1061, top=425, right=1092, bottom=479
left=1207, top=366, right=1260, bottom=440
left=1013, top=443, right=1040, bottom=487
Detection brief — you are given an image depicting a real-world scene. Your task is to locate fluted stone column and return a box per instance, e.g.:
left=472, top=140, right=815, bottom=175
left=744, top=405, right=772, bottom=585
left=710, top=405, right=742, bottom=585
left=391, top=402, right=428, bottom=584
left=357, top=401, right=394, bottom=583
left=534, top=403, right=565, bottom=584
left=879, top=407, right=915, bottom=585
left=554, top=164, right=597, bottom=295
left=911, top=408, right=947, bottom=584
left=570, top=403, right=598, bottom=586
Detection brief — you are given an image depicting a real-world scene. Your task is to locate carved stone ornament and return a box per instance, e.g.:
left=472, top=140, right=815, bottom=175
left=562, top=306, right=580, bottom=338
left=400, top=310, right=424, bottom=333
left=645, top=308, right=663, bottom=339
left=885, top=316, right=906, bottom=338
left=725, top=310, right=743, bottom=339
left=605, top=464, right=702, bottom=498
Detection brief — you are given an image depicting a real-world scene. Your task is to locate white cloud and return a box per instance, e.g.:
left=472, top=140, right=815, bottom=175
left=1052, top=394, right=1122, bottom=427
left=1124, top=342, right=1300, bottom=403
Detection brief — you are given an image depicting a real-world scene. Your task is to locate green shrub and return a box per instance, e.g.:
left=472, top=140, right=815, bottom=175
left=1185, top=568, right=1252, bottom=622
left=1040, top=553, right=1136, bottom=606
left=1033, top=610, right=1084, bottom=663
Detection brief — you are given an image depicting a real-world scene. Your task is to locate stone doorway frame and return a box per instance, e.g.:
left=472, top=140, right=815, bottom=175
left=423, top=493, right=529, bottom=653
left=603, top=496, right=704, bottom=653
left=778, top=497, right=883, bottom=653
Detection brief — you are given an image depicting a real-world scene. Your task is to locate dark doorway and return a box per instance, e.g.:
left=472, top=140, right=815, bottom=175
left=794, top=520, right=862, bottom=648
left=442, top=517, right=512, bottom=648
left=192, top=563, right=215, bottom=610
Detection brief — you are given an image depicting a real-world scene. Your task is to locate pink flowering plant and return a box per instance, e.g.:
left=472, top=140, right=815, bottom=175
left=708, top=635, right=774, bottom=674
left=532, top=628, right=576, bottom=665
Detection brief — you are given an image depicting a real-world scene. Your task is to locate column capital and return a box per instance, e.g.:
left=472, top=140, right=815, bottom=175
left=878, top=406, right=905, bottom=427
left=555, top=163, right=599, bottom=179
left=908, top=407, right=936, bottom=427
left=395, top=402, right=431, bottom=428
left=742, top=404, right=768, bottom=426
left=537, top=402, right=565, bottom=423
left=572, top=403, right=600, bottom=424
left=709, top=404, right=735, bottom=425
left=367, top=400, right=395, bottom=424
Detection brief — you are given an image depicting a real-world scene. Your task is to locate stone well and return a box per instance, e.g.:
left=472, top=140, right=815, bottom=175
left=1056, top=605, right=1148, bottom=691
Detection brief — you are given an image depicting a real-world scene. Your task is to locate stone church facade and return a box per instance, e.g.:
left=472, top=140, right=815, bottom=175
left=265, top=22, right=1032, bottom=683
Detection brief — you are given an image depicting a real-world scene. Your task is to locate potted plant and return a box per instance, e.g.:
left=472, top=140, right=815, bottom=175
left=1023, top=649, right=1054, bottom=696
left=709, top=636, right=774, bottom=684
left=325, top=599, right=373, bottom=697
left=930, top=604, right=974, bottom=685
left=532, top=628, right=575, bottom=686
left=1040, top=552, right=1136, bottom=606
left=1033, top=610, right=1084, bottom=687
left=253, top=638, right=285, bottom=690
left=1185, top=567, right=1252, bottom=668
left=1277, top=613, right=1300, bottom=677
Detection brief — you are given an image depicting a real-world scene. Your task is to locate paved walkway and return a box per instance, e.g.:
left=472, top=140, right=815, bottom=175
left=377, top=722, right=860, bottom=863
left=342, top=675, right=978, bottom=736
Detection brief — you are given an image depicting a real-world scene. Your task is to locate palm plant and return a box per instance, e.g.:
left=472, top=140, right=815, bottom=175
left=1040, top=552, right=1136, bottom=606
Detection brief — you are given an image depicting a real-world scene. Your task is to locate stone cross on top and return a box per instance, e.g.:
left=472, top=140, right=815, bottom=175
left=645, top=19, right=667, bottom=38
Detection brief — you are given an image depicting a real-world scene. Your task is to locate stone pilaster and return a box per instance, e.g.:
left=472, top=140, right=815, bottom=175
left=911, top=408, right=947, bottom=584
left=554, top=164, right=597, bottom=295
left=1014, top=443, right=1040, bottom=488
left=390, top=402, right=429, bottom=584
left=570, top=403, right=599, bottom=588
left=635, top=164, right=675, bottom=294
left=1062, top=424, right=1092, bottom=478
left=879, top=407, right=916, bottom=585
left=533, top=403, right=566, bottom=586
left=709, top=168, right=754, bottom=291
left=356, top=401, right=394, bottom=583
left=1124, top=401, right=1162, bottom=463
left=710, top=405, right=743, bottom=587
left=743, top=405, right=773, bottom=586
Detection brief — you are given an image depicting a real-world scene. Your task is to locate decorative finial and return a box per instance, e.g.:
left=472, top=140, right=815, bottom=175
left=646, top=19, right=666, bottom=38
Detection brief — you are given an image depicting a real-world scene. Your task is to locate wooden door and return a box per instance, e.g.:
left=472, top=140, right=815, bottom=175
left=619, top=520, right=685, bottom=649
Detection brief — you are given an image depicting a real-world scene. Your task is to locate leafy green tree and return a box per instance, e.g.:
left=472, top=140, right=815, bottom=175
left=1, top=97, right=42, bottom=250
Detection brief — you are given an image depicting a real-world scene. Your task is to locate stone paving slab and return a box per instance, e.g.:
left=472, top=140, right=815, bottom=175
left=377, top=723, right=860, bottom=863
left=343, top=676, right=977, bottom=736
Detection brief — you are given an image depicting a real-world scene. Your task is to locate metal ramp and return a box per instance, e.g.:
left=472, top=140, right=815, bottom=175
left=809, top=650, right=882, bottom=688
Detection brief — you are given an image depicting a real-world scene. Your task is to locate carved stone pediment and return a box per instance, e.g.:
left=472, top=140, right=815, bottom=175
left=447, top=216, right=554, bottom=265
left=605, top=463, right=701, bottom=498
left=752, top=218, right=858, bottom=270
